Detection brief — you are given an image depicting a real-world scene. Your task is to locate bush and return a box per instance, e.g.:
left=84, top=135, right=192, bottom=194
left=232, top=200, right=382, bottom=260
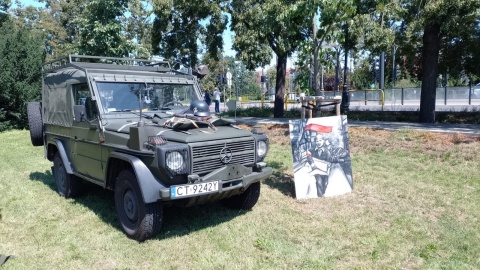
left=0, top=21, right=44, bottom=131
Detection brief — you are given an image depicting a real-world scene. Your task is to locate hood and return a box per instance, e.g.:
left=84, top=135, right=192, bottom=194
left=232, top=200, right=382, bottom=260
left=103, top=117, right=252, bottom=144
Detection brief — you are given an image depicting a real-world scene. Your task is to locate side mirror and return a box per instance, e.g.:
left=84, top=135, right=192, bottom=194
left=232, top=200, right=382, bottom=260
left=74, top=105, right=86, bottom=122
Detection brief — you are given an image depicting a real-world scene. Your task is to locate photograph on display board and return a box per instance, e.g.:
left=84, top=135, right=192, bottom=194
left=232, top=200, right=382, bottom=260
left=289, top=116, right=353, bottom=199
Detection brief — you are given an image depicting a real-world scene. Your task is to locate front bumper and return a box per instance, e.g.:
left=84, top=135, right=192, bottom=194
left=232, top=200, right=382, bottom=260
left=159, top=164, right=273, bottom=201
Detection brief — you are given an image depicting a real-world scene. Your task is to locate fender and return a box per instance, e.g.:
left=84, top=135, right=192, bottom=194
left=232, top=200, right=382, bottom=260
left=109, top=152, right=166, bottom=203
left=53, top=139, right=74, bottom=174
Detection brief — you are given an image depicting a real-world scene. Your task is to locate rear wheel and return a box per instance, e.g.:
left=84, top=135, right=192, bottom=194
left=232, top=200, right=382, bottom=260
left=114, top=170, right=163, bottom=242
left=27, top=102, right=44, bottom=146
left=222, top=182, right=261, bottom=210
left=53, top=153, right=84, bottom=198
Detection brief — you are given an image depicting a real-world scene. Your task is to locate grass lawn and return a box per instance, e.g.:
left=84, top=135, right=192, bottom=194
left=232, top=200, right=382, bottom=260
left=1, top=127, right=480, bottom=269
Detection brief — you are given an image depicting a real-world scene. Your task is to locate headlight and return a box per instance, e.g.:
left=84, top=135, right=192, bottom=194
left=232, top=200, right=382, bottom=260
left=257, top=140, right=267, bottom=158
left=166, top=151, right=185, bottom=172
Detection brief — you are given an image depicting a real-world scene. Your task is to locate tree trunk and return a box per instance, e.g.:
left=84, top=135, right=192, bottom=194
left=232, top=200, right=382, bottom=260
left=274, top=55, right=287, bottom=118
left=419, top=22, right=441, bottom=123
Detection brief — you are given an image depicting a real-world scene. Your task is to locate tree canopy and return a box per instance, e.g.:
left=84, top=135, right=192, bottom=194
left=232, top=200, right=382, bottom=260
left=0, top=20, right=44, bottom=131
left=151, top=0, right=227, bottom=67
left=231, top=0, right=312, bottom=117
left=2, top=0, right=480, bottom=127
left=0, top=0, right=10, bottom=26
left=396, top=0, right=480, bottom=122
left=76, top=0, right=133, bottom=57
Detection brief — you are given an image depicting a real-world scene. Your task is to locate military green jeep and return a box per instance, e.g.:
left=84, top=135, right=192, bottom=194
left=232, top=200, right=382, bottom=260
left=27, top=55, right=272, bottom=241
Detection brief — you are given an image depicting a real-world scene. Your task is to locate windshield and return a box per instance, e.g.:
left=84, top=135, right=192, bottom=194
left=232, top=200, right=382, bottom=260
left=96, top=82, right=198, bottom=113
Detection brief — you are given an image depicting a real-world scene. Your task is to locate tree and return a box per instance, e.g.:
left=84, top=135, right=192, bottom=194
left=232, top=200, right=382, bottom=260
left=0, top=21, right=44, bottom=131
left=197, top=54, right=233, bottom=99
left=230, top=0, right=312, bottom=118
left=42, top=0, right=89, bottom=57
left=0, top=0, right=10, bottom=26
left=436, top=7, right=480, bottom=83
left=351, top=58, right=375, bottom=89
left=11, top=0, right=88, bottom=59
left=13, top=6, right=69, bottom=59
left=352, top=0, right=399, bottom=53
left=123, top=0, right=154, bottom=58
left=151, top=0, right=227, bottom=68
left=234, top=63, right=261, bottom=98
left=76, top=0, right=133, bottom=57
left=399, top=0, right=480, bottom=123
left=12, top=0, right=152, bottom=59
left=312, top=0, right=356, bottom=95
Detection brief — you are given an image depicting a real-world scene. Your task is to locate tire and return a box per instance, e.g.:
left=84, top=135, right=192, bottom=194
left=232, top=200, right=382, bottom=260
left=27, top=102, right=44, bottom=146
left=222, top=182, right=261, bottom=210
left=115, top=170, right=163, bottom=242
left=53, top=153, right=84, bottom=198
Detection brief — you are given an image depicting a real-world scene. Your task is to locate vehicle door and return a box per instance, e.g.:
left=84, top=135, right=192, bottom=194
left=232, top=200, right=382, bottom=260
left=71, top=83, right=105, bottom=183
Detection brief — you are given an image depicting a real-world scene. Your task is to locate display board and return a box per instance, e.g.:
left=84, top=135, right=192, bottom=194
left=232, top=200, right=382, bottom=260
left=289, top=116, right=353, bottom=199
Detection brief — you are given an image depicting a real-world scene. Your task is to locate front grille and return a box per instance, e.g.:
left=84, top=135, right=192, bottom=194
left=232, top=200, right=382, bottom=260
left=190, top=137, right=255, bottom=175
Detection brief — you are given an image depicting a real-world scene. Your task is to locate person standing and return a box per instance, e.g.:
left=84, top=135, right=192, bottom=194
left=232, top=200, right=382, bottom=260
left=213, top=87, right=221, bottom=113
left=204, top=91, right=211, bottom=108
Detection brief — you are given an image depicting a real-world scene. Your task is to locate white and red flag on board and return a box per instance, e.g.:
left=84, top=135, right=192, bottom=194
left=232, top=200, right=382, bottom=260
left=304, top=123, right=333, bottom=133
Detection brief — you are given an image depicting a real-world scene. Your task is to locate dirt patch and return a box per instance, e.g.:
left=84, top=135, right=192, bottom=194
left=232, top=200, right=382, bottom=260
left=239, top=124, right=291, bottom=146
left=244, top=123, right=480, bottom=161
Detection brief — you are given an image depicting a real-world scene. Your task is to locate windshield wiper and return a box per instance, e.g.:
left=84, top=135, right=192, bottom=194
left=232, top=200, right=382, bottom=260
left=112, top=110, right=153, bottom=119
left=129, top=111, right=153, bottom=120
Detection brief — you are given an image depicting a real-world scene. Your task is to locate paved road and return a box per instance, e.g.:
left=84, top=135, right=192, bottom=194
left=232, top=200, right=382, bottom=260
left=225, top=117, right=480, bottom=136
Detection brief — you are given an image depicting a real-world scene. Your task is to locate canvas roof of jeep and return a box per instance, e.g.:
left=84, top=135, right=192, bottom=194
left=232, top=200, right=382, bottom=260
left=41, top=55, right=203, bottom=127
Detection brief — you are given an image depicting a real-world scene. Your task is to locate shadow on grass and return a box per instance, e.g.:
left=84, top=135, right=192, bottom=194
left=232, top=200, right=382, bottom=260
left=263, top=161, right=295, bottom=198
left=159, top=204, right=244, bottom=239
left=30, top=170, right=56, bottom=190
left=264, top=171, right=295, bottom=198
left=29, top=170, right=247, bottom=240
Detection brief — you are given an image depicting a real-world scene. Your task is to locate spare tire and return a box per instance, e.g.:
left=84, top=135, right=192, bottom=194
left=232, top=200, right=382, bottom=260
left=27, top=102, right=44, bottom=146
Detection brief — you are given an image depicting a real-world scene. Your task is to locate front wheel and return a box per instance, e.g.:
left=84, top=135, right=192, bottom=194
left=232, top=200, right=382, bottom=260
left=221, top=182, right=261, bottom=210
left=53, top=153, right=83, bottom=198
left=114, top=170, right=163, bottom=242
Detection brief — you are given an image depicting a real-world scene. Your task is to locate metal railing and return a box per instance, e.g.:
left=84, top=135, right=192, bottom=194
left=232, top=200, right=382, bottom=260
left=385, top=86, right=480, bottom=106
left=224, top=85, right=479, bottom=111
left=230, top=89, right=385, bottom=110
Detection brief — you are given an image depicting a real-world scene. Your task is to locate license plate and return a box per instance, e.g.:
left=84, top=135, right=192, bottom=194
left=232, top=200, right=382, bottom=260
left=170, top=181, right=219, bottom=199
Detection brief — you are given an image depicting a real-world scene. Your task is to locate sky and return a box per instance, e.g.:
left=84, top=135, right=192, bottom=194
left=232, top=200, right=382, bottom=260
left=16, top=0, right=294, bottom=70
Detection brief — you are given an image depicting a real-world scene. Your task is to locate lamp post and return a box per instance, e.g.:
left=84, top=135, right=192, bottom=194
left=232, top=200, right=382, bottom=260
left=234, top=61, right=241, bottom=100
left=320, top=54, right=330, bottom=94
left=341, top=23, right=350, bottom=112
left=320, top=65, right=324, bottom=92
left=262, top=68, right=266, bottom=94
left=392, top=44, right=398, bottom=88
